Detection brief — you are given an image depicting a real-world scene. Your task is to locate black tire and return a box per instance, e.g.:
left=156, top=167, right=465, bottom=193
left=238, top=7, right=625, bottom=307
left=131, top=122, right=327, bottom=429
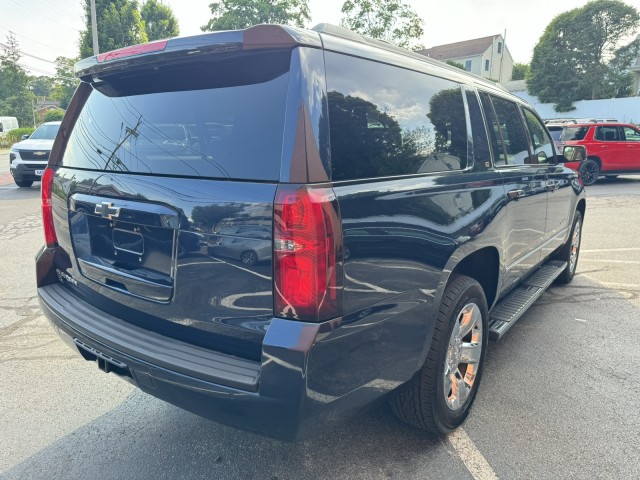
left=555, top=210, right=583, bottom=284
left=390, top=275, right=488, bottom=434
left=579, top=159, right=600, bottom=186
left=15, top=179, right=33, bottom=188
left=240, top=250, right=258, bottom=266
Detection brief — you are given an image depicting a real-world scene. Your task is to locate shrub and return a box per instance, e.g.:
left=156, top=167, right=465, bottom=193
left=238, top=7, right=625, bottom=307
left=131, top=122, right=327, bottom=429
left=0, top=127, right=36, bottom=148
left=44, top=109, right=65, bottom=122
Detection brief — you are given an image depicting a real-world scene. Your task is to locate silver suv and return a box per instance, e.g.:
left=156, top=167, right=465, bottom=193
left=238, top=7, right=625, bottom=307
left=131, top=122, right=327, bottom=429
left=9, top=121, right=61, bottom=188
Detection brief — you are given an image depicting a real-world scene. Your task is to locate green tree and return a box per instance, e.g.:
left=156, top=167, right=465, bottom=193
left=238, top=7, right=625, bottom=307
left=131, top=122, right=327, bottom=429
left=51, top=57, right=79, bottom=110
left=528, top=0, right=639, bottom=111
left=340, top=0, right=424, bottom=49
left=511, top=63, right=530, bottom=81
left=446, top=60, right=465, bottom=70
left=44, top=109, right=65, bottom=121
left=0, top=33, right=33, bottom=127
left=141, top=0, right=179, bottom=40
left=79, top=0, right=148, bottom=58
left=201, top=0, right=310, bottom=31
left=30, top=76, right=54, bottom=97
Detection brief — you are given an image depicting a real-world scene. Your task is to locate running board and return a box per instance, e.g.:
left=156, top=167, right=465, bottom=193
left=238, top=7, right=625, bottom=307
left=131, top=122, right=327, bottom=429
left=489, top=260, right=567, bottom=340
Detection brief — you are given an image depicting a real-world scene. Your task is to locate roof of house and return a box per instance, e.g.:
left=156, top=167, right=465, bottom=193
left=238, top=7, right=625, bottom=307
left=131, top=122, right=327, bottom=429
left=419, top=35, right=498, bottom=60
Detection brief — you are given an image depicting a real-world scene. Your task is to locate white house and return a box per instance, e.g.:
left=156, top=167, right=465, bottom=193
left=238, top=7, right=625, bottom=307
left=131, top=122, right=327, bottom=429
left=419, top=34, right=513, bottom=83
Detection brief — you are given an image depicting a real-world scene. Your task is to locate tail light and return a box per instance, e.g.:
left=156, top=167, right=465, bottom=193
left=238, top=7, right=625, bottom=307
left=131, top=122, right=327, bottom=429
left=274, top=185, right=343, bottom=322
left=41, top=168, right=58, bottom=247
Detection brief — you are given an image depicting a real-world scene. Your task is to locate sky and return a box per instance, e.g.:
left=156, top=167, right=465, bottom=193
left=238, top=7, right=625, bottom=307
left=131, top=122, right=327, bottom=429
left=0, top=0, right=637, bottom=77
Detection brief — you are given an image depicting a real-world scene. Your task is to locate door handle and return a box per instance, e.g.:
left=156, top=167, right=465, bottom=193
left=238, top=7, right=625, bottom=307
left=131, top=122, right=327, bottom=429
left=507, top=189, right=525, bottom=201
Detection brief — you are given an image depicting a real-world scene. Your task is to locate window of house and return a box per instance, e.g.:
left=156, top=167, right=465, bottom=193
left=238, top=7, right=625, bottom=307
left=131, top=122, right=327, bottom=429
left=485, top=60, right=490, bottom=71
left=497, top=42, right=502, bottom=54
left=325, top=52, right=470, bottom=181
left=465, top=60, right=472, bottom=71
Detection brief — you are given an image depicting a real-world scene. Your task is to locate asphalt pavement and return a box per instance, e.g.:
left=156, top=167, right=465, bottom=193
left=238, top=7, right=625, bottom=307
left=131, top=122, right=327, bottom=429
left=0, top=173, right=639, bottom=479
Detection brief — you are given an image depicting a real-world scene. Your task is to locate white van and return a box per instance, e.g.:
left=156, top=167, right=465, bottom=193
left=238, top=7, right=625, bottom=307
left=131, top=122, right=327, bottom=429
left=0, top=117, right=19, bottom=136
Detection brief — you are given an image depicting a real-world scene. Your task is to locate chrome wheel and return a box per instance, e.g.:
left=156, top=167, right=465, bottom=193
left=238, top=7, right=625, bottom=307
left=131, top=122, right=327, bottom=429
left=569, top=217, right=582, bottom=276
left=443, top=302, right=483, bottom=411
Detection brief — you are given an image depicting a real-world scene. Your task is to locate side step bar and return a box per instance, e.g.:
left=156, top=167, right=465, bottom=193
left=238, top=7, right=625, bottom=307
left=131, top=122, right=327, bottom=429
left=489, top=260, right=567, bottom=340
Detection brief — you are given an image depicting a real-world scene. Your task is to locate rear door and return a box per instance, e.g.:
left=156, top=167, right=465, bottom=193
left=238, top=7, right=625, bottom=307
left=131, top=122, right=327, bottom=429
left=620, top=125, right=640, bottom=171
left=50, top=49, right=293, bottom=361
left=479, top=92, right=547, bottom=291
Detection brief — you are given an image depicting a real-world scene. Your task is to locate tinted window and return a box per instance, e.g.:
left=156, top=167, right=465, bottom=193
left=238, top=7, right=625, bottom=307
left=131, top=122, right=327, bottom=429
left=623, top=126, right=640, bottom=142
left=30, top=124, right=60, bottom=140
left=595, top=126, right=620, bottom=141
left=523, top=108, right=554, bottom=163
left=480, top=93, right=531, bottom=166
left=561, top=126, right=589, bottom=141
left=326, top=53, right=469, bottom=181
left=62, top=51, right=291, bottom=181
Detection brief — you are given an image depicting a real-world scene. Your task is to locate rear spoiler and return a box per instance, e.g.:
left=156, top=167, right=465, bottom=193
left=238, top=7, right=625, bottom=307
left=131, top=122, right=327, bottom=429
left=74, top=24, right=322, bottom=80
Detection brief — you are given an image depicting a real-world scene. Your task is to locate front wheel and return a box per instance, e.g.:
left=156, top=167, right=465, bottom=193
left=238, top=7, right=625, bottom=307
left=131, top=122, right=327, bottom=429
left=579, top=159, right=600, bottom=186
left=391, top=275, right=488, bottom=434
left=555, top=211, right=583, bottom=284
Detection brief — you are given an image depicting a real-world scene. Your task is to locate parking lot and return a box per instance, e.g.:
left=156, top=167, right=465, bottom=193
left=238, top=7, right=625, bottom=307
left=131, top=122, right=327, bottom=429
left=1, top=150, right=639, bottom=479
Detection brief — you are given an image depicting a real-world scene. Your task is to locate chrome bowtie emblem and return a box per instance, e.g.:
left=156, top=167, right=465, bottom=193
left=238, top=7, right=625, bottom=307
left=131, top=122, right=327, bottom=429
left=33, top=151, right=47, bottom=157
left=94, top=202, right=121, bottom=219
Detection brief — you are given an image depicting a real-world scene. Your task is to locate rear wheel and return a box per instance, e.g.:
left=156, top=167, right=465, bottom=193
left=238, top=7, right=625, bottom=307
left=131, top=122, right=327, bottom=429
left=15, top=179, right=33, bottom=188
left=391, top=275, right=488, bottom=434
left=579, top=159, right=600, bottom=186
left=555, top=211, right=582, bottom=284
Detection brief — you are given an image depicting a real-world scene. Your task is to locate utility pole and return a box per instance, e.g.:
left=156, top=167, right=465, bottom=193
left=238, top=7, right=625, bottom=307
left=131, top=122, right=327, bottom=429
left=90, top=0, right=99, bottom=55
left=498, top=29, right=506, bottom=83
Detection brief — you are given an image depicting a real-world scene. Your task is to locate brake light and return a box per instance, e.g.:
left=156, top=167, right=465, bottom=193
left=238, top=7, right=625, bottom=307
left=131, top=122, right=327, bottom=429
left=97, top=40, right=168, bottom=63
left=41, top=168, right=57, bottom=247
left=274, top=185, right=343, bottom=322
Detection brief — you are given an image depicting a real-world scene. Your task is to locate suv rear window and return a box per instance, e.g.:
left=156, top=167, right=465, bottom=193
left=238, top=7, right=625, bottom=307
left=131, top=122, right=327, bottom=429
left=561, top=126, right=589, bottom=141
left=62, top=51, right=291, bottom=181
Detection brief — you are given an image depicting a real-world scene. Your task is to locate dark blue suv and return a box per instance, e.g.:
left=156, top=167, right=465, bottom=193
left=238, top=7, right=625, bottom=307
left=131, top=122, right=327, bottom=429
left=36, top=24, right=586, bottom=440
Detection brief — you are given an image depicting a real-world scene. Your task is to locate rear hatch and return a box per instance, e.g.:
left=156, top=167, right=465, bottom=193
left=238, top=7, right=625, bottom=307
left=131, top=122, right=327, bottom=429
left=49, top=35, right=296, bottom=361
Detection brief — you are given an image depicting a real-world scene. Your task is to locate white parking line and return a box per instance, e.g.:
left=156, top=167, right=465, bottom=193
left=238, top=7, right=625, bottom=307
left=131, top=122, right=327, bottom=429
left=581, top=247, right=640, bottom=253
left=580, top=259, right=640, bottom=265
left=448, top=428, right=499, bottom=480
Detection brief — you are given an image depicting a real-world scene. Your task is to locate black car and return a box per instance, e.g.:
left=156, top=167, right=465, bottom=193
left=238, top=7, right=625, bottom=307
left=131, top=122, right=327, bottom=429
left=36, top=24, right=586, bottom=440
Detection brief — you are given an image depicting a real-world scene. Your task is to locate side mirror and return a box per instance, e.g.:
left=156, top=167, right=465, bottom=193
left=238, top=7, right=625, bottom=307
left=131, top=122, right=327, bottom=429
left=21, top=134, right=30, bottom=140
left=560, top=145, right=587, bottom=163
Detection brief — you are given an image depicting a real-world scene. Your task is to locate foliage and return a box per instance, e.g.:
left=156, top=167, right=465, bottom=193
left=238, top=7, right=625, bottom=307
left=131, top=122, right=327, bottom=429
left=51, top=57, right=79, bottom=110
left=340, top=0, right=424, bottom=49
left=0, top=33, right=34, bottom=127
left=141, top=0, right=179, bottom=40
left=201, top=0, right=310, bottom=31
left=527, top=0, right=640, bottom=111
left=30, top=76, right=54, bottom=97
left=3, top=127, right=35, bottom=145
left=44, top=109, right=65, bottom=122
left=446, top=60, right=465, bottom=70
left=79, top=0, right=148, bottom=58
left=511, top=63, right=529, bottom=81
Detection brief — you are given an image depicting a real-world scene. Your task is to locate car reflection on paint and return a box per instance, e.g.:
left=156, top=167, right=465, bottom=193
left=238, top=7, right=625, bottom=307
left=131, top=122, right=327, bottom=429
left=207, top=225, right=271, bottom=266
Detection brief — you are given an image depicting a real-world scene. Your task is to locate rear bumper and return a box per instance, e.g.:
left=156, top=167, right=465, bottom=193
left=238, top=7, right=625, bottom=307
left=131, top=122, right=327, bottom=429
left=38, top=280, right=405, bottom=440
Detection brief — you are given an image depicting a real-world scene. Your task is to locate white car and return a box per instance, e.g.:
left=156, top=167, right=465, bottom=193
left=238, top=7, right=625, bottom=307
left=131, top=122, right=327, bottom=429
left=9, top=121, right=61, bottom=188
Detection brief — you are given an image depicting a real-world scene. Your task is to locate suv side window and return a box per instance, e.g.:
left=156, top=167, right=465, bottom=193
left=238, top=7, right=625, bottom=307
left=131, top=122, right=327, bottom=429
left=326, top=52, right=469, bottom=181
left=522, top=108, right=555, bottom=163
left=479, top=93, right=531, bottom=166
left=595, top=126, right=621, bottom=141
left=622, top=126, right=640, bottom=142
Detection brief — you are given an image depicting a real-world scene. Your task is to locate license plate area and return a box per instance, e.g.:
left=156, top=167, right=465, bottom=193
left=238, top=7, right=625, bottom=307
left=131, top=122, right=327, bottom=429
left=35, top=169, right=45, bottom=176
left=69, top=194, right=178, bottom=302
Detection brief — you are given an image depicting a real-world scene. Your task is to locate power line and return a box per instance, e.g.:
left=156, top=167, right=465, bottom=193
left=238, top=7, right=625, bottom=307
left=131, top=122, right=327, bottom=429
left=0, top=42, right=57, bottom=65
left=7, top=0, right=82, bottom=32
left=33, top=0, right=83, bottom=24
left=0, top=24, right=77, bottom=57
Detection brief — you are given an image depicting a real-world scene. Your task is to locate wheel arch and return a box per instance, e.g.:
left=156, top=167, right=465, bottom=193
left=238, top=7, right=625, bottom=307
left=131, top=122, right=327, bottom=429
left=448, top=246, right=500, bottom=310
left=586, top=156, right=602, bottom=169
